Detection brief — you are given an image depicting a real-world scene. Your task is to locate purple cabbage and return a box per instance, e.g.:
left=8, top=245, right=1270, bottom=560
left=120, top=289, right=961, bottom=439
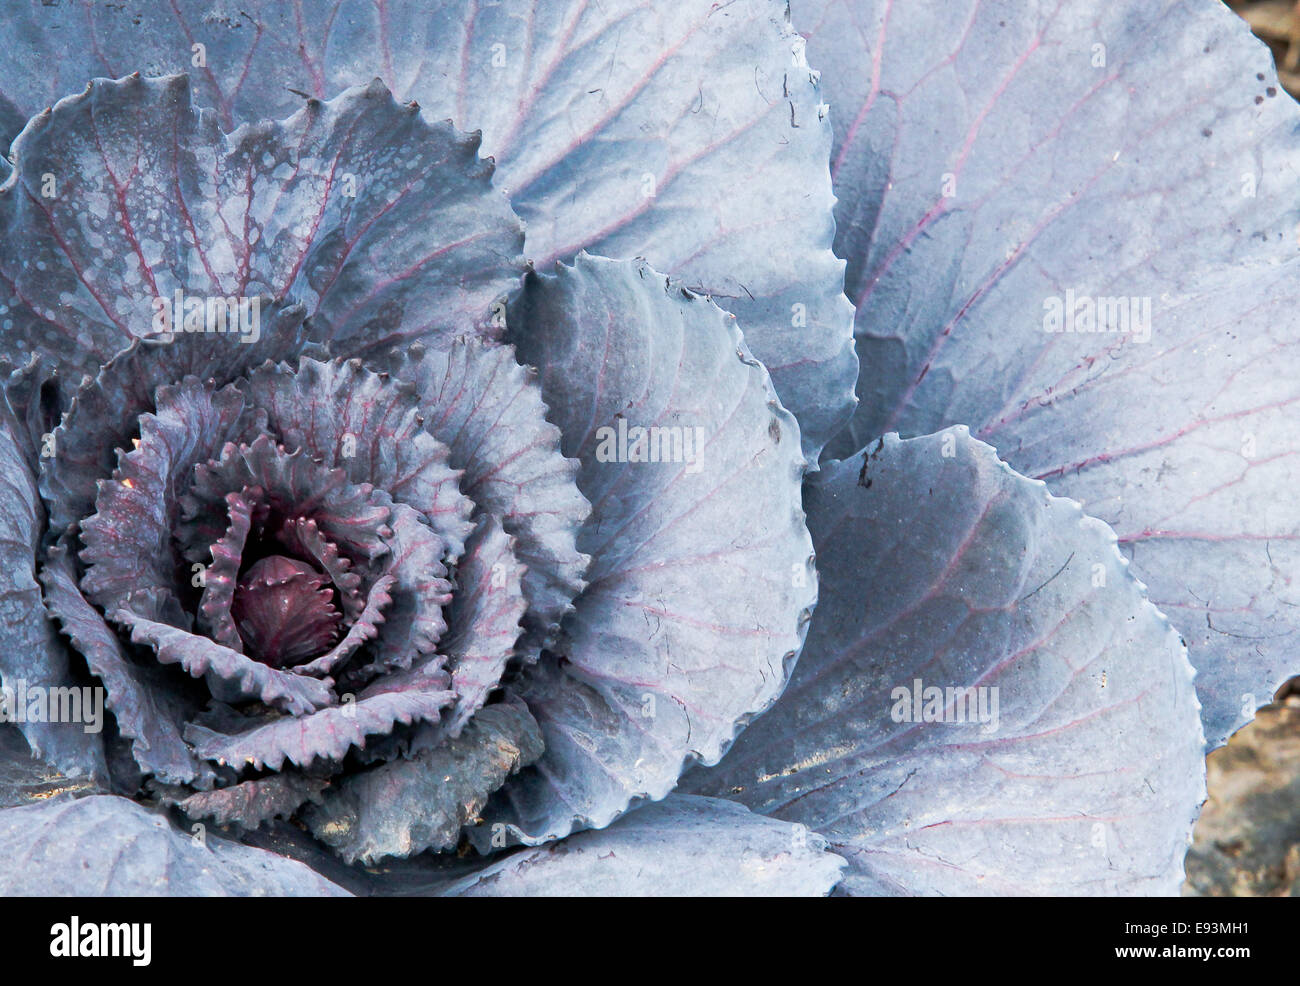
left=0, top=0, right=1292, bottom=897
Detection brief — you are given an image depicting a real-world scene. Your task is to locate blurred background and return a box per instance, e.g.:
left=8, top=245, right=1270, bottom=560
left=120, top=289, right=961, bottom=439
left=1182, top=0, right=1300, bottom=898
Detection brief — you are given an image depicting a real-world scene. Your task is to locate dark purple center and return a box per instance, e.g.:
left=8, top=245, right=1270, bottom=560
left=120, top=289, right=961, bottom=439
left=231, top=555, right=341, bottom=668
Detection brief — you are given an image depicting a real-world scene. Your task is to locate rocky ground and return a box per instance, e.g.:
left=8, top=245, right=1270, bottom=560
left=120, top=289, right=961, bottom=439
left=1185, top=683, right=1300, bottom=895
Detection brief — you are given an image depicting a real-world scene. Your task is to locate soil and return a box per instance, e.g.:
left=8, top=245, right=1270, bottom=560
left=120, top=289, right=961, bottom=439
left=1184, top=686, right=1300, bottom=895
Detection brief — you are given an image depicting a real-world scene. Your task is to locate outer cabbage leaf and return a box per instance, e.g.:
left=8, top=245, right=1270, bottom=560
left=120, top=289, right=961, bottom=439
left=0, top=73, right=522, bottom=380
left=443, top=794, right=845, bottom=897
left=0, top=403, right=106, bottom=780
left=795, top=0, right=1300, bottom=747
left=305, top=699, right=543, bottom=864
left=685, top=428, right=1206, bottom=895
left=482, top=255, right=816, bottom=845
left=0, top=794, right=348, bottom=895
left=0, top=0, right=855, bottom=460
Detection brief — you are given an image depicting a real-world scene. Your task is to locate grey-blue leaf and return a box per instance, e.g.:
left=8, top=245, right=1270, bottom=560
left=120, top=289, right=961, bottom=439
left=794, top=0, right=1300, bottom=748
left=0, top=73, right=522, bottom=379
left=443, top=517, right=530, bottom=736
left=445, top=794, right=844, bottom=897
left=0, top=404, right=106, bottom=780
left=487, top=255, right=816, bottom=846
left=0, top=0, right=855, bottom=461
left=41, top=543, right=200, bottom=785
left=0, top=794, right=349, bottom=895
left=306, top=700, right=543, bottom=864
left=685, top=429, right=1206, bottom=895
